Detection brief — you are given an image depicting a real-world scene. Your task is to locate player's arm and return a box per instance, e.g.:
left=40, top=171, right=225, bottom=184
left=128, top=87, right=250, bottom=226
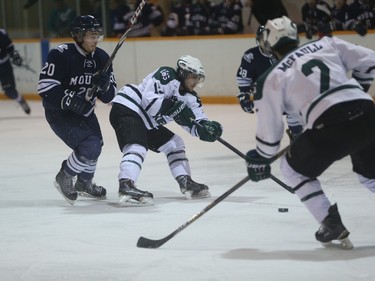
left=38, top=48, right=91, bottom=115
left=236, top=55, right=255, bottom=113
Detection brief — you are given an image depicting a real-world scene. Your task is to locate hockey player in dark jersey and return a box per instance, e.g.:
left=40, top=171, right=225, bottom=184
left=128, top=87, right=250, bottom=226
left=236, top=26, right=302, bottom=141
left=236, top=25, right=277, bottom=114
left=0, top=28, right=30, bottom=114
left=110, top=55, right=223, bottom=205
left=38, top=15, right=117, bottom=205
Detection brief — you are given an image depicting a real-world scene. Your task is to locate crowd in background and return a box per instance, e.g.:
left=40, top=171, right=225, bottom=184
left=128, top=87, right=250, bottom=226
left=97, top=0, right=375, bottom=38
left=20, top=0, right=375, bottom=38
left=301, top=0, right=375, bottom=38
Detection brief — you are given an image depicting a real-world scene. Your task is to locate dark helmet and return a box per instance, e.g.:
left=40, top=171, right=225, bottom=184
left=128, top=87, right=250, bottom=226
left=71, top=15, right=103, bottom=43
left=256, top=25, right=272, bottom=56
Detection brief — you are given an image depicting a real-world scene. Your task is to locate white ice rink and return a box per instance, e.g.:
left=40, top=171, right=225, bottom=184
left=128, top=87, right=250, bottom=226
left=1, top=100, right=375, bottom=281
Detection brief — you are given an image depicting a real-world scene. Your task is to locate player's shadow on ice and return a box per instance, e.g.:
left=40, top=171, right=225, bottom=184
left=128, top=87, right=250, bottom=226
left=222, top=246, right=375, bottom=261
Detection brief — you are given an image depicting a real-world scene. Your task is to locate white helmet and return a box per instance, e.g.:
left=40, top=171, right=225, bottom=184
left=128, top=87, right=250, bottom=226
left=176, top=55, right=205, bottom=87
left=265, top=16, right=299, bottom=52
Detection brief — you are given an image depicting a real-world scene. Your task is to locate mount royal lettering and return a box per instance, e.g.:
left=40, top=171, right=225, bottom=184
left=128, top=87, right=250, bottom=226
left=277, top=43, right=324, bottom=71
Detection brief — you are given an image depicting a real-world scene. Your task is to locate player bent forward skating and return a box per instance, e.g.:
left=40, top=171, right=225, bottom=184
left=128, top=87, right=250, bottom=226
left=245, top=16, right=375, bottom=249
left=110, top=55, right=223, bottom=206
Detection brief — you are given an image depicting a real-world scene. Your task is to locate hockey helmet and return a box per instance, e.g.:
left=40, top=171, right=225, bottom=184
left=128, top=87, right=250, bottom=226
left=71, top=15, right=103, bottom=43
left=256, top=25, right=272, bottom=56
left=176, top=55, right=205, bottom=88
left=265, top=16, right=299, bottom=54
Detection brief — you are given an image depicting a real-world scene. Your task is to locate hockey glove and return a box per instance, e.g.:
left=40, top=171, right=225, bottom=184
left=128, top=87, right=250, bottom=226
left=246, top=149, right=271, bottom=182
left=237, top=92, right=254, bottom=113
left=197, top=120, right=223, bottom=142
left=61, top=90, right=89, bottom=115
left=10, top=50, right=23, bottom=66
left=92, top=70, right=111, bottom=94
left=165, top=101, right=195, bottom=127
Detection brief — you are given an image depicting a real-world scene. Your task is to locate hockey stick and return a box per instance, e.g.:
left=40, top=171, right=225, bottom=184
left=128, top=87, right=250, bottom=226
left=136, top=146, right=289, bottom=249
left=85, top=0, right=146, bottom=101
left=192, top=120, right=294, bottom=194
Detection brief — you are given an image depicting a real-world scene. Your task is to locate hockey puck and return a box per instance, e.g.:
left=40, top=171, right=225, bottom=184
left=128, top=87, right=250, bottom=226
left=278, top=208, right=288, bottom=212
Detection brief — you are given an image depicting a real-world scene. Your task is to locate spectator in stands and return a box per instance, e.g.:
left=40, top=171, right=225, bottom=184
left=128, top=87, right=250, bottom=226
left=188, top=0, right=213, bottom=35
left=87, top=0, right=103, bottom=25
left=162, top=0, right=191, bottom=36
left=48, top=0, right=76, bottom=38
left=249, top=0, right=288, bottom=26
left=209, top=0, right=243, bottom=34
left=331, top=0, right=352, bottom=31
left=108, top=0, right=132, bottom=37
left=349, top=0, right=375, bottom=33
left=128, top=0, right=164, bottom=37
left=301, top=0, right=332, bottom=39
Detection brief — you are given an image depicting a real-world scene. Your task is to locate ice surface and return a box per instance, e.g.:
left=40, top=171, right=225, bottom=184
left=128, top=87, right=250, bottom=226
left=1, top=100, right=375, bottom=281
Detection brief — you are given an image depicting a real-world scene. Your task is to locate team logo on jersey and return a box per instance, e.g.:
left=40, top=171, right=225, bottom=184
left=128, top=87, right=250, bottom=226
left=84, top=59, right=96, bottom=69
left=56, top=44, right=68, bottom=53
left=245, top=53, right=254, bottom=63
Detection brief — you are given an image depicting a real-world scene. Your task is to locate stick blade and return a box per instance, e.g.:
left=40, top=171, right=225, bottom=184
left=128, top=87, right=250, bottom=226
left=137, top=236, right=168, bottom=249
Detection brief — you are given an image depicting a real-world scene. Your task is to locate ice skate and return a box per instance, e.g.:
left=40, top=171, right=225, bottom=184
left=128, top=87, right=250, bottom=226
left=19, top=97, right=31, bottom=114
left=75, top=178, right=107, bottom=199
left=118, top=179, right=154, bottom=206
left=176, top=175, right=211, bottom=199
left=315, top=204, right=353, bottom=249
left=54, top=168, right=77, bottom=205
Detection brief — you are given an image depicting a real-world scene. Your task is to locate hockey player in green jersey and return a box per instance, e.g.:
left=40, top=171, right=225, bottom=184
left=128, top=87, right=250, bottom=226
left=110, top=55, right=223, bottom=206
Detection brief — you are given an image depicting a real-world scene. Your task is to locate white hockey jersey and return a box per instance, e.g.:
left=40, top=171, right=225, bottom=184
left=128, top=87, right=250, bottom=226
left=112, top=66, right=209, bottom=136
left=254, top=36, right=375, bottom=158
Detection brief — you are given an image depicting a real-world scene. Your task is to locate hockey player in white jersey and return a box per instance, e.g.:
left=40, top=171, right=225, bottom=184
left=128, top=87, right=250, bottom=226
left=110, top=55, right=223, bottom=206
left=245, top=16, right=375, bottom=249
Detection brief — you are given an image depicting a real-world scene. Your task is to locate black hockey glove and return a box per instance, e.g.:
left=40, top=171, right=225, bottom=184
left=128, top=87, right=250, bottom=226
left=196, top=120, right=223, bottom=142
left=165, top=101, right=195, bottom=127
left=10, top=50, right=23, bottom=66
left=237, top=92, right=254, bottom=113
left=61, top=90, right=90, bottom=115
left=92, top=70, right=111, bottom=94
left=246, top=149, right=271, bottom=182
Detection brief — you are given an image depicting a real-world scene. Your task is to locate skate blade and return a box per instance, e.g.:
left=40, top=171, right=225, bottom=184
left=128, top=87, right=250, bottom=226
left=53, top=181, right=75, bottom=206
left=119, top=194, right=154, bottom=206
left=184, top=190, right=211, bottom=200
left=322, top=237, right=354, bottom=250
left=77, top=191, right=107, bottom=200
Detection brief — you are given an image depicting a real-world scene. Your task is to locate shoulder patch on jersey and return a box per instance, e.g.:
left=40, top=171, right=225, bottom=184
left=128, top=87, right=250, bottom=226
left=244, top=51, right=255, bottom=64
left=56, top=44, right=69, bottom=53
left=153, top=66, right=178, bottom=85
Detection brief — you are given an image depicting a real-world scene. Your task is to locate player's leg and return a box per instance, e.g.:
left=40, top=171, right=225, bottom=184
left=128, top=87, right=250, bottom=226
left=46, top=110, right=104, bottom=204
left=0, top=62, right=30, bottom=114
left=109, top=103, right=153, bottom=205
left=148, top=127, right=210, bottom=199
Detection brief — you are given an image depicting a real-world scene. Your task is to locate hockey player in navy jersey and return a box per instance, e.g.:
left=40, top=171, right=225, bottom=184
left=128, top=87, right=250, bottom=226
left=0, top=28, right=30, bottom=114
left=236, top=25, right=278, bottom=114
left=245, top=16, right=375, bottom=249
left=38, top=15, right=117, bottom=205
left=109, top=55, right=223, bottom=205
left=236, top=25, right=302, bottom=141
